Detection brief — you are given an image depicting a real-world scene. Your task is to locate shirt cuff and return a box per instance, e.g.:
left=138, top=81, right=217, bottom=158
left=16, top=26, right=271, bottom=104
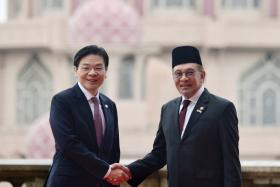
left=103, top=165, right=112, bottom=179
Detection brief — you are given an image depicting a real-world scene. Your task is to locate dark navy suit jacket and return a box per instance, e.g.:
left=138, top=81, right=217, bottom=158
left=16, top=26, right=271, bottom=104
left=128, top=89, right=241, bottom=187
left=45, top=84, right=120, bottom=187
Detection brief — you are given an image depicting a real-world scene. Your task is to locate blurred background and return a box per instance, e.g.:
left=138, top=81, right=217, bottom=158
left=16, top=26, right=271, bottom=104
left=0, top=0, right=279, bottom=161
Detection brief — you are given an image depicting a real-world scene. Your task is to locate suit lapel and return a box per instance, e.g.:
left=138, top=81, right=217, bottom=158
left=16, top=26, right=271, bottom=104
left=99, top=95, right=113, bottom=149
left=73, top=84, right=98, bottom=148
left=173, top=98, right=183, bottom=140
left=182, top=89, right=210, bottom=140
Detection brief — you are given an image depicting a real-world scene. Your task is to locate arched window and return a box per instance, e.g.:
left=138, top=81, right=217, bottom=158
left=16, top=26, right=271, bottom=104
left=17, top=54, right=52, bottom=125
left=240, top=54, right=280, bottom=126
left=118, top=55, right=135, bottom=99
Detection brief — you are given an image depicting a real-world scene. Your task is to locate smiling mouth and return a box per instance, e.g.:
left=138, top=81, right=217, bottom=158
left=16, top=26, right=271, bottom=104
left=87, top=79, right=98, bottom=83
left=180, top=85, right=190, bottom=88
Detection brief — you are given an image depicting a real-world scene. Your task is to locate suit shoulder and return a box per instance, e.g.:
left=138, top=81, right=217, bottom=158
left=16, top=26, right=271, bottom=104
left=208, top=93, right=234, bottom=108
left=52, top=87, right=74, bottom=100
left=162, top=97, right=181, bottom=109
left=50, top=88, right=74, bottom=120
left=49, top=87, right=76, bottom=112
left=100, top=93, right=116, bottom=105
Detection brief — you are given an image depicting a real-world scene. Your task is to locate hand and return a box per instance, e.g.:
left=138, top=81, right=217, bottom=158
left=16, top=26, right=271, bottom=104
left=105, top=163, right=131, bottom=185
left=111, top=163, right=131, bottom=178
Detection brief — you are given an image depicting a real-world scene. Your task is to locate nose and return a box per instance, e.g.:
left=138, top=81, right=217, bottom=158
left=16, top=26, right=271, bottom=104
left=88, top=68, right=97, bottom=75
left=180, top=74, right=189, bottom=80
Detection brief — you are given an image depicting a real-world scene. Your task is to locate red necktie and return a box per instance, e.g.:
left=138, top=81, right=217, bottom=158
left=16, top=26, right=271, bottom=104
left=91, top=97, right=103, bottom=147
left=179, top=100, right=191, bottom=134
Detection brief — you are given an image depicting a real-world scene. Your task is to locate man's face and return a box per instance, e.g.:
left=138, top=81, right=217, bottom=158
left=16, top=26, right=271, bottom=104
left=173, top=63, right=205, bottom=98
left=74, top=54, right=107, bottom=96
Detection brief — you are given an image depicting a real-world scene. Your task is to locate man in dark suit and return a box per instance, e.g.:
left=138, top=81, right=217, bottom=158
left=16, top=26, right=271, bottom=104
left=115, top=46, right=241, bottom=187
left=44, top=45, right=129, bottom=187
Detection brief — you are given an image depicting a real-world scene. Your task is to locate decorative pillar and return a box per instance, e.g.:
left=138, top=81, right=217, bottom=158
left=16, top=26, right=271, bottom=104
left=135, top=0, right=144, bottom=16
left=203, top=0, right=214, bottom=17
left=0, top=55, right=5, bottom=127
left=71, top=0, right=82, bottom=13
left=27, top=0, right=33, bottom=18
left=269, top=0, right=278, bottom=18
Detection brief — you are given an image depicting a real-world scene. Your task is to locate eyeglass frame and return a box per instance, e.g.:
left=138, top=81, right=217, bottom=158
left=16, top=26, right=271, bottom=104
left=78, top=64, right=106, bottom=73
left=172, top=69, right=200, bottom=79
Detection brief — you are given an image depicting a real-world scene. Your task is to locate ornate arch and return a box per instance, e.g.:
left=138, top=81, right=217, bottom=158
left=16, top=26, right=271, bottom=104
left=240, top=53, right=280, bottom=126
left=17, top=54, right=53, bottom=125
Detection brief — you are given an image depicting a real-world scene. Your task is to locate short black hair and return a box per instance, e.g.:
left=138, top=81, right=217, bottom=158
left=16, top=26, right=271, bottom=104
left=73, top=45, right=109, bottom=69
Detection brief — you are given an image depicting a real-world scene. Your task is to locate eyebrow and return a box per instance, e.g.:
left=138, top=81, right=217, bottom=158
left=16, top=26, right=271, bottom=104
left=80, top=63, right=91, bottom=66
left=174, top=68, right=195, bottom=72
left=80, top=63, right=104, bottom=67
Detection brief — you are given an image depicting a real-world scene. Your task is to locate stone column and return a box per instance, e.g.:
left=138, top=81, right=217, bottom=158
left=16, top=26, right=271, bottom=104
left=269, top=0, right=278, bottom=18
left=135, top=0, right=144, bottom=16
left=203, top=0, right=215, bottom=17
left=134, top=54, right=145, bottom=101
left=0, top=54, right=5, bottom=127
left=105, top=54, right=120, bottom=100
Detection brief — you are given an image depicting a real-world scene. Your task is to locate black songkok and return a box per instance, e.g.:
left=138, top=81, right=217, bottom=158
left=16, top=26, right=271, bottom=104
left=172, top=46, right=202, bottom=68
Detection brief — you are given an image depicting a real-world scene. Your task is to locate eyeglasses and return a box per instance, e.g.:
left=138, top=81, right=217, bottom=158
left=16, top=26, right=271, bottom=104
left=173, top=70, right=196, bottom=79
left=79, top=65, right=105, bottom=73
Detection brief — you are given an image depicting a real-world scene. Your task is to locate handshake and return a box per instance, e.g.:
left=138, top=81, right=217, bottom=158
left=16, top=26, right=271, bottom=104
left=105, top=163, right=132, bottom=185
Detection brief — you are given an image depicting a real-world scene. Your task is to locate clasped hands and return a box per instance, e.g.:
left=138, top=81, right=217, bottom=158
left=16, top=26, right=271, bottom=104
left=105, top=163, right=131, bottom=185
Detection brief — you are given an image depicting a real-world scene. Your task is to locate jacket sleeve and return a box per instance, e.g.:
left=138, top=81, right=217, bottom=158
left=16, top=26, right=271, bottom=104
left=50, top=94, right=110, bottom=179
left=219, top=102, right=242, bottom=187
left=110, top=103, right=120, bottom=163
left=127, top=106, right=167, bottom=186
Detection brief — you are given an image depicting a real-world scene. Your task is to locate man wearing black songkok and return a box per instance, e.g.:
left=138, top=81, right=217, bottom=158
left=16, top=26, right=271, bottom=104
left=116, top=46, right=242, bottom=187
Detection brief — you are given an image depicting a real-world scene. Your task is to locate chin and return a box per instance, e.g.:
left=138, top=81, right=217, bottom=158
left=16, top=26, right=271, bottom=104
left=84, top=85, right=97, bottom=91
left=181, top=91, right=191, bottom=97
left=180, top=89, right=189, bottom=94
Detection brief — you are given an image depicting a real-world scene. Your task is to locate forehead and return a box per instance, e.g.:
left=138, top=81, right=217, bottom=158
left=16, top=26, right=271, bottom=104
left=173, top=63, right=198, bottom=71
left=79, top=54, right=104, bottom=66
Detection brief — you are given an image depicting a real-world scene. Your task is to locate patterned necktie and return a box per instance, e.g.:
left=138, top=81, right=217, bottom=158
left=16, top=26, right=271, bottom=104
left=91, top=97, right=103, bottom=147
left=179, top=100, right=191, bottom=134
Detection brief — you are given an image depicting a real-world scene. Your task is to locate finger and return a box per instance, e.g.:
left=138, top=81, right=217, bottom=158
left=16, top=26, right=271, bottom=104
left=112, top=178, right=122, bottom=185
left=111, top=163, right=122, bottom=169
left=106, top=178, right=114, bottom=185
left=121, top=167, right=132, bottom=178
left=115, top=172, right=129, bottom=182
left=121, top=172, right=129, bottom=181
left=106, top=177, right=117, bottom=185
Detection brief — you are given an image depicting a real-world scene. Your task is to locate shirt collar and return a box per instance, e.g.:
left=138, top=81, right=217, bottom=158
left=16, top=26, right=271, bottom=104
left=181, top=85, right=205, bottom=105
left=78, top=82, right=100, bottom=102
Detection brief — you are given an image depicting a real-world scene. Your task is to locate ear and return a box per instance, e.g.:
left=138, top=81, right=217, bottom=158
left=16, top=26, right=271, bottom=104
left=200, top=70, right=206, bottom=83
left=201, top=70, right=205, bottom=78
left=74, top=66, right=78, bottom=77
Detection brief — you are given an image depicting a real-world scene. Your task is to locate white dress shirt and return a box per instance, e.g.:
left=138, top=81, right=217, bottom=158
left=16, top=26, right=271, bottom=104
left=179, top=85, right=205, bottom=138
left=78, top=82, right=106, bottom=134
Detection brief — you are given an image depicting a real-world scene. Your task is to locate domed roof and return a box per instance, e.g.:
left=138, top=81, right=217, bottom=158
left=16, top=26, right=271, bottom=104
left=69, top=0, right=141, bottom=44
